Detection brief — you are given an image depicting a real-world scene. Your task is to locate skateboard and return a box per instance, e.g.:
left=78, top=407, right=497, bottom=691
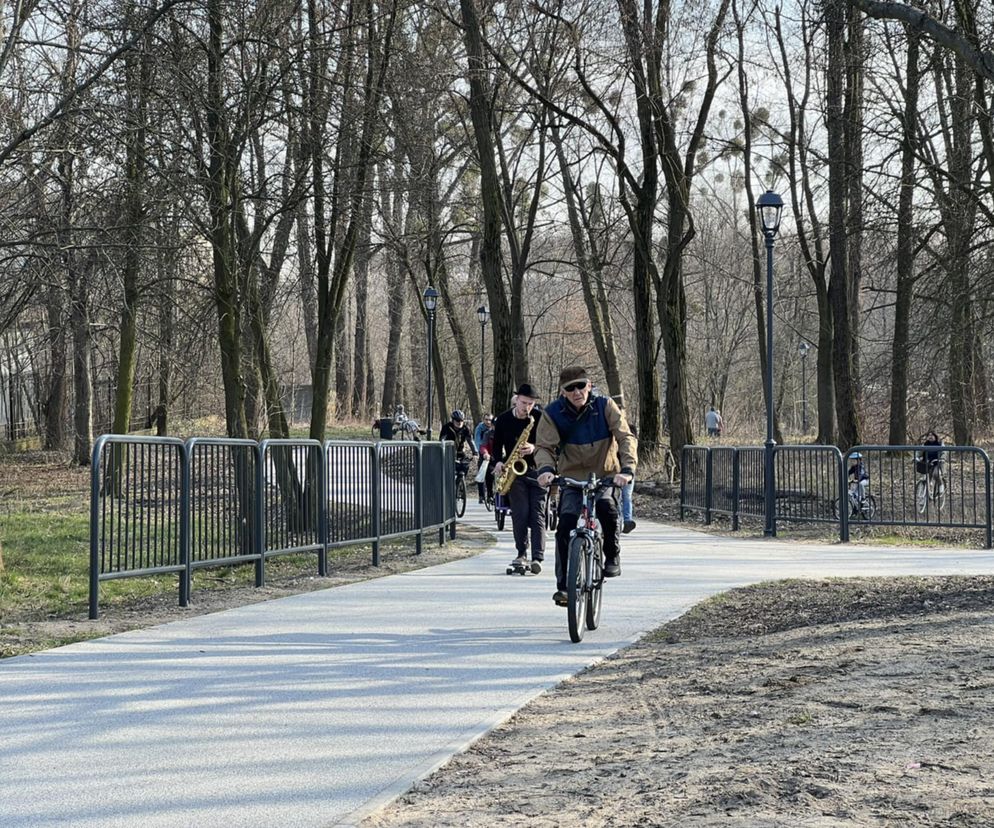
left=506, top=559, right=543, bottom=576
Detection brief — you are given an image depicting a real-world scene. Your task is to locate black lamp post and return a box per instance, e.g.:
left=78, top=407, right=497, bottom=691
left=423, top=286, right=439, bottom=439
left=477, top=305, right=489, bottom=414
left=799, top=340, right=810, bottom=434
left=757, top=189, right=783, bottom=537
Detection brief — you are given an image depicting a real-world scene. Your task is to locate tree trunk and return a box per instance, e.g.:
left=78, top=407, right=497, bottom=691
left=827, top=0, right=860, bottom=448
left=458, top=0, right=514, bottom=410
left=207, top=0, right=247, bottom=438
left=43, top=283, right=68, bottom=450
left=352, top=178, right=374, bottom=418
left=888, top=30, right=920, bottom=446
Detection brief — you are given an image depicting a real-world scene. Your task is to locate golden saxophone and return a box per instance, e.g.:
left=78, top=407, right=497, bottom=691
left=495, top=421, right=532, bottom=495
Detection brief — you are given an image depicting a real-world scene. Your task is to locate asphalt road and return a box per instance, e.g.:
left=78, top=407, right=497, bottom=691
left=2, top=503, right=993, bottom=827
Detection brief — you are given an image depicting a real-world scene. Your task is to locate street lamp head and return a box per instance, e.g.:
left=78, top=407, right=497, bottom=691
left=799, top=340, right=810, bottom=358
left=757, top=189, right=784, bottom=236
left=423, top=285, right=439, bottom=313
left=477, top=305, right=489, bottom=325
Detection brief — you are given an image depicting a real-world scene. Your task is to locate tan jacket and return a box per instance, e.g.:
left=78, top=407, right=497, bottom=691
left=534, top=394, right=637, bottom=480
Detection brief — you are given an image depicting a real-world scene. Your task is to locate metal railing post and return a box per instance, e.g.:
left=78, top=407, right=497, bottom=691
left=415, top=442, right=423, bottom=555
left=839, top=453, right=849, bottom=543
left=88, top=437, right=105, bottom=620
left=371, top=443, right=381, bottom=565
left=179, top=440, right=191, bottom=606
left=704, top=448, right=713, bottom=526
left=731, top=448, right=740, bottom=531
left=679, top=447, right=687, bottom=520
left=318, top=442, right=328, bottom=576
left=255, top=442, right=265, bottom=586
left=986, top=453, right=993, bottom=550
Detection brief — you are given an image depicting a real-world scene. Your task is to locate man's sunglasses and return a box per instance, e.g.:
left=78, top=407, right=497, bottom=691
left=563, top=381, right=588, bottom=393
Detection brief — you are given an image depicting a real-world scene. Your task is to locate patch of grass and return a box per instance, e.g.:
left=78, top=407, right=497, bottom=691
left=787, top=709, right=815, bottom=726
left=0, top=511, right=91, bottom=618
left=849, top=533, right=948, bottom=548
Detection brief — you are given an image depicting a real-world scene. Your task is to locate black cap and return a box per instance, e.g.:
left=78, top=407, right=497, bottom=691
left=515, top=382, right=539, bottom=399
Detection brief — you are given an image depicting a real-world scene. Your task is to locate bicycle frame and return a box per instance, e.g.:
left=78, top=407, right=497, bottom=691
left=556, top=474, right=613, bottom=642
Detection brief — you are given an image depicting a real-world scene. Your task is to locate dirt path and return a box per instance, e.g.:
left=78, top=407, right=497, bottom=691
left=367, top=576, right=994, bottom=827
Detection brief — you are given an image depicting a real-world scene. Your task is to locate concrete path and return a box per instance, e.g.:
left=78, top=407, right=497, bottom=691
left=2, top=503, right=993, bottom=827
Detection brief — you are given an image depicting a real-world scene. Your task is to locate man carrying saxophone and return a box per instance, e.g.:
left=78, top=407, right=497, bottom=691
left=493, top=382, right=546, bottom=573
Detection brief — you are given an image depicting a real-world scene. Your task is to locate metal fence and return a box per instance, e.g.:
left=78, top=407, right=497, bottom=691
left=90, top=435, right=457, bottom=618
left=679, top=443, right=992, bottom=548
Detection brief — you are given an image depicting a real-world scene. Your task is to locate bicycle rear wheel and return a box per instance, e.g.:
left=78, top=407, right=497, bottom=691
left=585, top=538, right=603, bottom=631
left=932, top=473, right=945, bottom=512
left=455, top=476, right=467, bottom=517
left=566, top=536, right=588, bottom=643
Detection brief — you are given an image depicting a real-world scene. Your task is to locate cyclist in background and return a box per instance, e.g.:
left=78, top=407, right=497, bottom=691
left=439, top=410, right=475, bottom=459
left=922, top=431, right=944, bottom=471
left=848, top=452, right=869, bottom=504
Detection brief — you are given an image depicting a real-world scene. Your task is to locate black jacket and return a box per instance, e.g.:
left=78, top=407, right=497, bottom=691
left=492, top=408, right=542, bottom=471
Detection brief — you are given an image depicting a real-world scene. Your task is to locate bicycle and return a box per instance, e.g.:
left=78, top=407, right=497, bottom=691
left=454, top=458, right=470, bottom=518
left=914, top=453, right=946, bottom=515
left=555, top=474, right=617, bottom=643
left=831, top=481, right=876, bottom=521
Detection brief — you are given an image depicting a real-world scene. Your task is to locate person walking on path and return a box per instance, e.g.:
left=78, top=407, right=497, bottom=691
left=492, top=383, right=546, bottom=573
left=535, top=367, right=637, bottom=607
left=705, top=405, right=723, bottom=438
left=474, top=414, right=495, bottom=503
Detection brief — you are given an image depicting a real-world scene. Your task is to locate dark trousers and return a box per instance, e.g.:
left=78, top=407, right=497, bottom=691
left=554, top=486, right=620, bottom=591
left=506, top=473, right=546, bottom=559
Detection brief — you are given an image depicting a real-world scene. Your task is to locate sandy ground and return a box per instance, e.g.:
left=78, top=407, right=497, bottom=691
left=366, top=575, right=994, bottom=827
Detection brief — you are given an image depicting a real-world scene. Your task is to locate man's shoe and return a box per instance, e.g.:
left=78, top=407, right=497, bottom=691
left=552, top=590, right=569, bottom=606
left=511, top=554, right=528, bottom=568
left=478, top=497, right=485, bottom=504
left=622, top=519, right=636, bottom=534
left=604, top=559, right=621, bottom=577
left=530, top=560, right=543, bottom=574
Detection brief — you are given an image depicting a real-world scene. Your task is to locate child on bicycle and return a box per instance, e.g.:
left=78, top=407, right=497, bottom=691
left=848, top=452, right=869, bottom=504
left=534, top=367, right=637, bottom=608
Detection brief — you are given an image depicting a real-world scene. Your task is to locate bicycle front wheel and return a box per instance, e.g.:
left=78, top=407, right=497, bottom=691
left=860, top=494, right=876, bottom=521
left=455, top=476, right=467, bottom=517
left=567, top=536, right=588, bottom=643
left=916, top=479, right=928, bottom=514
left=585, top=538, right=603, bottom=631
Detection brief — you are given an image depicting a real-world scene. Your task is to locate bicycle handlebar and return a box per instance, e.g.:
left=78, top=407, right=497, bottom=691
left=554, top=475, right=620, bottom=492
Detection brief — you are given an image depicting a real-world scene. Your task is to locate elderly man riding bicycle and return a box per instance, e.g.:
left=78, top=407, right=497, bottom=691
left=535, top=366, right=638, bottom=608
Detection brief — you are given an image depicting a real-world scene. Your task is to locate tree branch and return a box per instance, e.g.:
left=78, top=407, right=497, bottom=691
left=849, top=0, right=994, bottom=82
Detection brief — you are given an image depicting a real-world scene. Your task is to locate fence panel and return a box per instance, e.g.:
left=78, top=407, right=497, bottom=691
left=710, top=447, right=738, bottom=529
left=89, top=435, right=187, bottom=618
left=377, top=441, right=420, bottom=540
left=259, top=439, right=326, bottom=581
left=735, top=447, right=766, bottom=522
left=680, top=446, right=709, bottom=519
left=325, top=440, right=378, bottom=549
left=774, top=445, right=843, bottom=529
left=187, top=439, right=259, bottom=583
left=91, top=436, right=457, bottom=616
left=843, top=446, right=991, bottom=546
